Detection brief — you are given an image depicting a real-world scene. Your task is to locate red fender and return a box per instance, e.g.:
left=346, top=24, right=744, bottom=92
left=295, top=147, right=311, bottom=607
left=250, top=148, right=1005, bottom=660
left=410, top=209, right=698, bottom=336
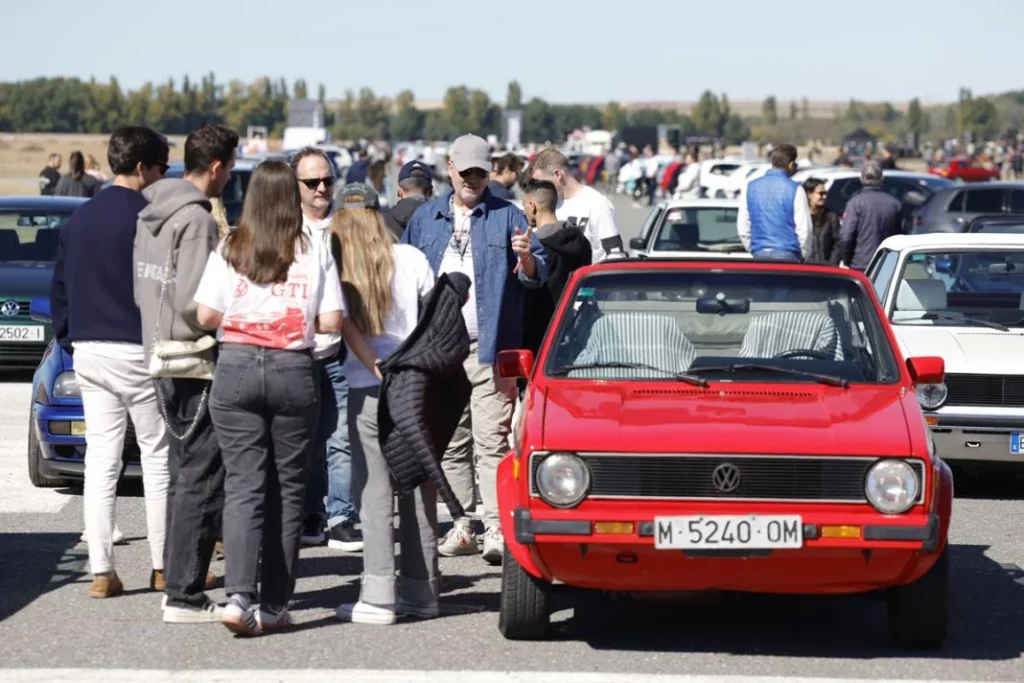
left=497, top=453, right=549, bottom=580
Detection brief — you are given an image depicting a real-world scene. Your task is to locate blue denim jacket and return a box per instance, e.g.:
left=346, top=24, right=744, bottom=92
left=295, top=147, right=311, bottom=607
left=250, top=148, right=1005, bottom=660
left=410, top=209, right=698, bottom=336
left=401, top=190, right=548, bottom=365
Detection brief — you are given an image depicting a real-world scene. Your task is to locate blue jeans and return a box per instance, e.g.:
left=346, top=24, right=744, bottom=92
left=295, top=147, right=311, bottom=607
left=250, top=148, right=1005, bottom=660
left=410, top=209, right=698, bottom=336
left=753, top=248, right=802, bottom=262
left=304, top=357, right=356, bottom=526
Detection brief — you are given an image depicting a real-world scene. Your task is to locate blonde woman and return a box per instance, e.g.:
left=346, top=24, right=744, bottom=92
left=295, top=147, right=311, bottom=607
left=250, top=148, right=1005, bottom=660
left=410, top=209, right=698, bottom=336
left=330, top=183, right=439, bottom=625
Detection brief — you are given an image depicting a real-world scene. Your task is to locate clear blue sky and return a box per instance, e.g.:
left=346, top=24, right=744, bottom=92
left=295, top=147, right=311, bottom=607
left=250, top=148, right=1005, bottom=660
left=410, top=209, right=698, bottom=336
left=4, top=0, right=1020, bottom=104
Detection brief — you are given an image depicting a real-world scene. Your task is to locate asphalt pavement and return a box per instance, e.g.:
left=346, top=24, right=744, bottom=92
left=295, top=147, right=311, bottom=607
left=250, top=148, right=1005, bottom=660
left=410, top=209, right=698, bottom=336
left=0, top=194, right=1022, bottom=682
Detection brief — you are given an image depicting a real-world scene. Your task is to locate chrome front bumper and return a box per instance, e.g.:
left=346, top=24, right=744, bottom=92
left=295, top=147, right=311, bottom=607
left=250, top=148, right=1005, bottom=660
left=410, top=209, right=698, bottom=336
left=926, top=410, right=1024, bottom=464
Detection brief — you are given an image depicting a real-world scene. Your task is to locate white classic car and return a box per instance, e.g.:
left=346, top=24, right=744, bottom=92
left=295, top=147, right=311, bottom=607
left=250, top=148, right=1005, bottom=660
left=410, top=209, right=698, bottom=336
left=866, top=233, right=1024, bottom=466
left=628, top=198, right=752, bottom=259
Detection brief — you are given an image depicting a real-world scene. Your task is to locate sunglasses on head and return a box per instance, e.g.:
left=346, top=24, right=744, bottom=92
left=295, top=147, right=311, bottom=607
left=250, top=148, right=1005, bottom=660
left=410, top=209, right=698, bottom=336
left=300, top=176, right=335, bottom=190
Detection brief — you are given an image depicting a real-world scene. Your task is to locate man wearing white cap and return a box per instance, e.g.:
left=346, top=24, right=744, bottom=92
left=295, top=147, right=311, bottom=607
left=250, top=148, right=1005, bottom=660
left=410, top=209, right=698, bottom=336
left=401, top=134, right=548, bottom=565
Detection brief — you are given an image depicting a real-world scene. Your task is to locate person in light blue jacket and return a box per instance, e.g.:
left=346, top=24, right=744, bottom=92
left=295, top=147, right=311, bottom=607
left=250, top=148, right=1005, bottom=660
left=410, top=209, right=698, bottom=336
left=401, top=133, right=547, bottom=566
left=737, top=143, right=812, bottom=261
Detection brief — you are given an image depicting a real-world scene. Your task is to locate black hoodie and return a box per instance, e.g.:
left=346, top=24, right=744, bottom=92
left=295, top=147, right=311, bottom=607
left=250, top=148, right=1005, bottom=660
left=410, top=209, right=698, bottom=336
left=523, top=220, right=593, bottom=354
left=383, top=195, right=427, bottom=239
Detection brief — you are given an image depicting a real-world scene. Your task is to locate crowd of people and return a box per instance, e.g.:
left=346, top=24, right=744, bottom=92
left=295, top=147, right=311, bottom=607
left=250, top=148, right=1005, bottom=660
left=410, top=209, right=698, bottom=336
left=49, top=124, right=612, bottom=635
left=737, top=143, right=901, bottom=269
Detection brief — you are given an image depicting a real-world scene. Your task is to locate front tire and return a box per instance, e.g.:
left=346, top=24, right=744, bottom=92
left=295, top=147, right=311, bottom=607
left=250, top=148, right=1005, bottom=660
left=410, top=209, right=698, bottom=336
left=27, top=408, right=73, bottom=488
left=886, top=545, right=949, bottom=649
left=498, top=544, right=551, bottom=640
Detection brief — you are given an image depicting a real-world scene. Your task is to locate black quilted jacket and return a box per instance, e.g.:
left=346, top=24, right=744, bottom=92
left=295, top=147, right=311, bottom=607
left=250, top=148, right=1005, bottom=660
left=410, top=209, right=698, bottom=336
left=377, top=272, right=472, bottom=518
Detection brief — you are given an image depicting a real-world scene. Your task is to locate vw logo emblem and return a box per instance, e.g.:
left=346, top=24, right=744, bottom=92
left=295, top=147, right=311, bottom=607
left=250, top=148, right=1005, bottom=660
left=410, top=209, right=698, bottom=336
left=0, top=300, right=19, bottom=317
left=712, top=463, right=742, bottom=493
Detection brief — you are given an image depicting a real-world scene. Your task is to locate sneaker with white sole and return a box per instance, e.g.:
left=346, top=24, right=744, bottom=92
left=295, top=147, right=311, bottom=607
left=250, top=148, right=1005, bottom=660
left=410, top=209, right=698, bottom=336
left=163, top=599, right=223, bottom=624
left=481, top=527, right=504, bottom=565
left=336, top=601, right=396, bottom=625
left=257, top=607, right=293, bottom=633
left=222, top=596, right=262, bottom=636
left=396, top=598, right=439, bottom=619
left=327, top=520, right=364, bottom=552
left=437, top=524, right=479, bottom=557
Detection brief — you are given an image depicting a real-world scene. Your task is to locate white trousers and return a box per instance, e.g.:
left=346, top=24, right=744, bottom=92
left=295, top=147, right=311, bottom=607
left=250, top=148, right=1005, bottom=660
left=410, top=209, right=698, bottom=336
left=73, top=343, right=170, bottom=575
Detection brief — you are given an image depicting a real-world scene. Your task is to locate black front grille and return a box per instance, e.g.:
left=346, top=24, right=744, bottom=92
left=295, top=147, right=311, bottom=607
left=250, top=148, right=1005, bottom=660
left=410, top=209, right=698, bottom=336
left=530, top=454, right=926, bottom=503
left=0, top=300, right=33, bottom=320
left=945, top=373, right=1024, bottom=407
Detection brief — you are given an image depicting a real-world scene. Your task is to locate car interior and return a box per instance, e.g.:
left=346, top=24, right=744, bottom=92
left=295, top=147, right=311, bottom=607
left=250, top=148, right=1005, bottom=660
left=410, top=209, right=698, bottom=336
left=0, top=222, right=64, bottom=262
left=548, top=275, right=893, bottom=383
left=890, top=252, right=1024, bottom=324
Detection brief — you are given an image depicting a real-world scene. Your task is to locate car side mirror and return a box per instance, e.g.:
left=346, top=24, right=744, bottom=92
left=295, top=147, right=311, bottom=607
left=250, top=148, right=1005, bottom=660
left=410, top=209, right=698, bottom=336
left=629, top=237, right=646, bottom=251
left=497, top=349, right=534, bottom=379
left=29, top=296, right=51, bottom=324
left=906, top=356, right=944, bottom=385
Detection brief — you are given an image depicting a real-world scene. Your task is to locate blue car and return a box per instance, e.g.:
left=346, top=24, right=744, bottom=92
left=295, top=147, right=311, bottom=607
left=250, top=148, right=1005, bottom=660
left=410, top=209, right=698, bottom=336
left=27, top=297, right=141, bottom=488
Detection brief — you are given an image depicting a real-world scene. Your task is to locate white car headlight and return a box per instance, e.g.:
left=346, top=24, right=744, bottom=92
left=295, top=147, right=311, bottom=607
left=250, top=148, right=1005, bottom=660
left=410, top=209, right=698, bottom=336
left=916, top=383, right=947, bottom=410
left=53, top=371, right=80, bottom=398
left=535, top=453, right=591, bottom=508
left=865, top=459, right=920, bottom=514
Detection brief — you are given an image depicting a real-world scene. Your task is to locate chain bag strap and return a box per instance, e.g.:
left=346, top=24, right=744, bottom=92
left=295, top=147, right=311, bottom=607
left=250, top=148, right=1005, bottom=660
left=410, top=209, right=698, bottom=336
left=148, top=205, right=215, bottom=441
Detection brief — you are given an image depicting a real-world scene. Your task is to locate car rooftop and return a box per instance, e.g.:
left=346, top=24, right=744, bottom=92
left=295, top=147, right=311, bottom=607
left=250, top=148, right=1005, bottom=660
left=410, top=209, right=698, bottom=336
left=582, top=257, right=853, bottom=272
left=880, top=232, right=1024, bottom=251
left=0, top=196, right=88, bottom=209
left=657, top=198, right=740, bottom=209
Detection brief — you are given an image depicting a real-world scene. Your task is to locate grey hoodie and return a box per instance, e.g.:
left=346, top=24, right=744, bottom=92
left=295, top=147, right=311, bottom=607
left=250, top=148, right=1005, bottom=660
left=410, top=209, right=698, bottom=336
left=134, top=178, right=219, bottom=362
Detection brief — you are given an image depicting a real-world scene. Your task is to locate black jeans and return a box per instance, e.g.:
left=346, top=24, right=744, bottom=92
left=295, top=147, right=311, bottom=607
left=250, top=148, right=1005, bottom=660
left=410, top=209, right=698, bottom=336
left=159, top=377, right=224, bottom=608
left=209, top=343, right=320, bottom=607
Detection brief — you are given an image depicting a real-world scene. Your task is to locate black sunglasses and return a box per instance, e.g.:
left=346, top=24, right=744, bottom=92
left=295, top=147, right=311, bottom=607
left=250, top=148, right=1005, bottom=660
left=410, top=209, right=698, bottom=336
left=458, top=168, right=487, bottom=181
left=299, top=176, right=335, bottom=190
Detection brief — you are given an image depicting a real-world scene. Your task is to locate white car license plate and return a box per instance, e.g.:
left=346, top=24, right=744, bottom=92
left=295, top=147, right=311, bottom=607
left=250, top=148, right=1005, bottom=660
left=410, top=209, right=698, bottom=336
left=1011, top=433, right=1021, bottom=455
left=0, top=325, right=44, bottom=342
left=654, top=515, right=803, bottom=550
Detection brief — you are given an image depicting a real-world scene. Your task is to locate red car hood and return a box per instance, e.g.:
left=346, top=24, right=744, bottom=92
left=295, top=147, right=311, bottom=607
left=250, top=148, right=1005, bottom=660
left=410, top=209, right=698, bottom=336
left=539, top=382, right=912, bottom=456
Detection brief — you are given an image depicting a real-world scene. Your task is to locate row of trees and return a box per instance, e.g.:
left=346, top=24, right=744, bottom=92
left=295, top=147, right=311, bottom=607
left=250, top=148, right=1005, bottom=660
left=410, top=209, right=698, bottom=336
left=0, top=75, right=1014, bottom=145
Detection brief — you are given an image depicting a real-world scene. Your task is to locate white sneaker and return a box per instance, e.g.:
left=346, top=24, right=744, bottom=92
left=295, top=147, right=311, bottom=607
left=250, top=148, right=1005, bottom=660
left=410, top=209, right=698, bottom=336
left=481, top=527, right=504, bottom=566
left=221, top=598, right=262, bottom=636
left=336, top=601, right=396, bottom=625
left=80, top=526, right=127, bottom=545
left=163, top=600, right=223, bottom=624
left=257, top=607, right=293, bottom=633
left=437, top=524, right=479, bottom=557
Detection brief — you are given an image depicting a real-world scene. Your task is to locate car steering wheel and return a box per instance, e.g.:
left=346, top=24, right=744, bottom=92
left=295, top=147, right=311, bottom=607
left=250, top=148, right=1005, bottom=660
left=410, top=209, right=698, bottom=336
left=773, top=348, right=834, bottom=361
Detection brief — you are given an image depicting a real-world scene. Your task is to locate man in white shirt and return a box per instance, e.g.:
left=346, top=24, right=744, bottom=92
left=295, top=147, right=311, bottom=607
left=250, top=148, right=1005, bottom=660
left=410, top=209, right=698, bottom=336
left=292, top=148, right=364, bottom=553
left=527, top=148, right=625, bottom=262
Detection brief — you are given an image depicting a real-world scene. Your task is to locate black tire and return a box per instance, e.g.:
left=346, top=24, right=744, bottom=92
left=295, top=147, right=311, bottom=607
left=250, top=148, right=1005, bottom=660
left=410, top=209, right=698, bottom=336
left=887, top=545, right=949, bottom=649
left=498, top=544, right=552, bottom=640
left=27, top=409, right=74, bottom=488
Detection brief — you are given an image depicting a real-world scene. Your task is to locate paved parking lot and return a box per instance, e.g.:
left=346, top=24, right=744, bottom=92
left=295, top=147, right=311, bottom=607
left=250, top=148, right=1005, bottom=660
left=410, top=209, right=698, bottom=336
left=0, top=195, right=1022, bottom=682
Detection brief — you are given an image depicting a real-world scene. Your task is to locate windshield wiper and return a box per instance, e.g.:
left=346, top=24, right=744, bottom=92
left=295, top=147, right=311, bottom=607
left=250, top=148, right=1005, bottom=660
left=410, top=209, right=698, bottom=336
left=691, top=362, right=850, bottom=388
left=550, top=362, right=709, bottom=387
left=918, top=312, right=1010, bottom=332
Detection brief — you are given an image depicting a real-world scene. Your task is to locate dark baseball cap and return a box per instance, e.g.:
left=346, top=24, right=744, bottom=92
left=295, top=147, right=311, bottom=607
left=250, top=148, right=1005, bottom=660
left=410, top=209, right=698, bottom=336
left=337, top=182, right=380, bottom=210
left=399, top=160, right=433, bottom=182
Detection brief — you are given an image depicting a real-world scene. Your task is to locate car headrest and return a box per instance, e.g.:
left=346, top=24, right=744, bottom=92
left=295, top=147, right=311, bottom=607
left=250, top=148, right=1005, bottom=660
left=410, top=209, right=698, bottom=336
left=897, top=278, right=947, bottom=311
left=903, top=262, right=931, bottom=280
left=670, top=223, right=700, bottom=246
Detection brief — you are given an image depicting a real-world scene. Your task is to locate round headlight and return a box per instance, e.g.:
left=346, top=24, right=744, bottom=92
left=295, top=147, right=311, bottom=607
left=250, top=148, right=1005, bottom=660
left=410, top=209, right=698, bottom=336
left=916, top=383, right=947, bottom=410
left=53, top=371, right=80, bottom=398
left=865, top=459, right=920, bottom=514
left=535, top=453, right=591, bottom=508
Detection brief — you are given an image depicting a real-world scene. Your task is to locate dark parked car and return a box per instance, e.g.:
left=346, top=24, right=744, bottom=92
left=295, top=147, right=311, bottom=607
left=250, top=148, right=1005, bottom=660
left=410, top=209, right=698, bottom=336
left=909, top=182, right=1024, bottom=234
left=0, top=196, right=87, bottom=369
left=966, top=214, right=1024, bottom=234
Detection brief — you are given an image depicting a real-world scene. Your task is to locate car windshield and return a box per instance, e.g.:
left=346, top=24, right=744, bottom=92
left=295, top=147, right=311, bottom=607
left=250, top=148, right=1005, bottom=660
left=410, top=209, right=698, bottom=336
left=891, top=250, right=1024, bottom=327
left=544, top=269, right=900, bottom=384
left=0, top=209, right=75, bottom=262
left=972, top=222, right=1024, bottom=234
left=652, top=207, right=742, bottom=252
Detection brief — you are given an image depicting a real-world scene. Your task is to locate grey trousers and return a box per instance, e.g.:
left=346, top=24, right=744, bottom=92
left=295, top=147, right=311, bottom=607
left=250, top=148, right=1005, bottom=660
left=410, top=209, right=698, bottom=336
left=209, top=344, right=319, bottom=607
left=349, top=385, right=440, bottom=608
left=440, top=342, right=517, bottom=529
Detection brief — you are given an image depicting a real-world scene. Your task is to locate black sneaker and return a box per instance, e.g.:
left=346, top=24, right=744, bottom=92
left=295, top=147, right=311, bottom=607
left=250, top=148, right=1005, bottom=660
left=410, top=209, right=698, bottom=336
left=327, top=520, right=363, bottom=552
left=301, top=514, right=325, bottom=546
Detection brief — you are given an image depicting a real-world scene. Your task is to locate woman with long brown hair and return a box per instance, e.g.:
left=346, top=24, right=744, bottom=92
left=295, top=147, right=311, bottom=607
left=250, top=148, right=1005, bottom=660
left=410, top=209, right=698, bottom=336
left=192, top=159, right=344, bottom=636
left=54, top=150, right=99, bottom=197
left=330, top=183, right=440, bottom=626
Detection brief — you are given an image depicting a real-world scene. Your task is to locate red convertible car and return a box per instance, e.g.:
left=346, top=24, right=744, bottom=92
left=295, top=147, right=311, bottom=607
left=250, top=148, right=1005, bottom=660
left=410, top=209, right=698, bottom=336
left=495, top=258, right=953, bottom=649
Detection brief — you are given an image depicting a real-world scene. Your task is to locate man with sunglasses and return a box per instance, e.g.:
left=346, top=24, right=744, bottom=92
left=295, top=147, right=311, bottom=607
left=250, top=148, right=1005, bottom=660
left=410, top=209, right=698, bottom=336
left=292, top=148, right=364, bottom=554
left=402, top=134, right=547, bottom=565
